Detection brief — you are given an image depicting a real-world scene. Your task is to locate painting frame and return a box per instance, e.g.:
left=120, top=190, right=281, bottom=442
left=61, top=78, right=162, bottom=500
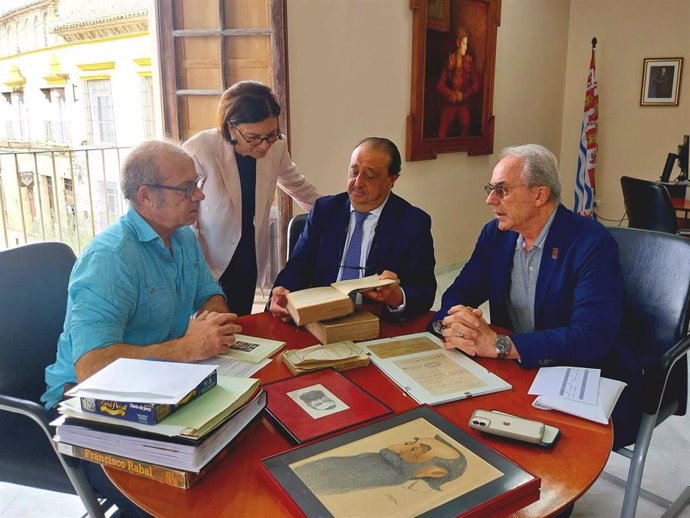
left=261, top=406, right=540, bottom=518
left=640, top=57, right=683, bottom=106
left=426, top=0, right=450, bottom=32
left=262, top=368, right=392, bottom=444
left=406, top=0, right=502, bottom=161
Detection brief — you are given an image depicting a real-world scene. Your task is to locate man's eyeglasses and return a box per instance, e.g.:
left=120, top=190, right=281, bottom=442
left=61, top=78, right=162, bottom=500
left=147, top=175, right=204, bottom=199
left=231, top=124, right=283, bottom=147
left=483, top=182, right=528, bottom=199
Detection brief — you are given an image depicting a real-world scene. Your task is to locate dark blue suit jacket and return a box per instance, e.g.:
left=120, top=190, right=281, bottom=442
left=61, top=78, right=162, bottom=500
left=432, top=205, right=642, bottom=448
left=273, top=192, right=436, bottom=322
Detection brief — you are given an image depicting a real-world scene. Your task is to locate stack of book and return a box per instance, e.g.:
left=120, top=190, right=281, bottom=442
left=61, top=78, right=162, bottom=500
left=53, top=359, right=264, bottom=488
left=282, top=341, right=369, bottom=375
left=304, top=308, right=379, bottom=344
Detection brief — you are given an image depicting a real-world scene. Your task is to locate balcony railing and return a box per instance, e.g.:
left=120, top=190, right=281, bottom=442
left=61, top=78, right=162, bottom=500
left=0, top=146, right=130, bottom=253
left=0, top=145, right=284, bottom=287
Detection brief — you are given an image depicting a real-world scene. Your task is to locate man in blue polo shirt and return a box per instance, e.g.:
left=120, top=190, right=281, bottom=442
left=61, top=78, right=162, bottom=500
left=43, top=140, right=240, bottom=517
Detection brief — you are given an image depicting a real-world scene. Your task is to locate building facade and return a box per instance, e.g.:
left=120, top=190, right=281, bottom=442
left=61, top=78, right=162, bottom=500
left=0, top=0, right=153, bottom=251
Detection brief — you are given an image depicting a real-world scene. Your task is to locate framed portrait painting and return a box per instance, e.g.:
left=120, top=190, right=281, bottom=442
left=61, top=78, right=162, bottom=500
left=640, top=57, right=683, bottom=106
left=406, top=0, right=501, bottom=161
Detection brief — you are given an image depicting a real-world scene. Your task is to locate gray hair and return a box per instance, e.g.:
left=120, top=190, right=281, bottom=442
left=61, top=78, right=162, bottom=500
left=121, top=140, right=191, bottom=206
left=500, top=144, right=562, bottom=203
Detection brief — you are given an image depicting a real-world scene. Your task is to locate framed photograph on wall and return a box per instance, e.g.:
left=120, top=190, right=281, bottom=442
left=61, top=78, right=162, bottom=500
left=640, top=57, right=683, bottom=106
left=406, top=0, right=502, bottom=161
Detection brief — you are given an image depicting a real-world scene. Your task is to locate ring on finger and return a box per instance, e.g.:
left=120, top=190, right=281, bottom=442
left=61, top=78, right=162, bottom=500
left=457, top=331, right=464, bottom=338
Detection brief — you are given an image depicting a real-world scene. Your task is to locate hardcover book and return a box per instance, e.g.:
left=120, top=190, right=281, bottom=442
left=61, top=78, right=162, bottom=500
left=282, top=341, right=369, bottom=376
left=56, top=443, right=228, bottom=489
left=79, top=370, right=217, bottom=425
left=304, top=309, right=379, bottom=344
left=286, top=275, right=397, bottom=325
left=261, top=406, right=541, bottom=518
left=54, top=390, right=267, bottom=472
left=262, top=369, right=392, bottom=444
left=359, top=332, right=511, bottom=405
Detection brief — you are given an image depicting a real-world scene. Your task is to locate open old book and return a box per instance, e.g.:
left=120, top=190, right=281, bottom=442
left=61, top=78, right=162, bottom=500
left=286, top=275, right=397, bottom=326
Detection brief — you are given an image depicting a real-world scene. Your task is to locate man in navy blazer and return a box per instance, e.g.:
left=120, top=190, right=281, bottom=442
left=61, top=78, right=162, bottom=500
left=270, top=137, right=436, bottom=322
left=431, top=144, right=641, bottom=450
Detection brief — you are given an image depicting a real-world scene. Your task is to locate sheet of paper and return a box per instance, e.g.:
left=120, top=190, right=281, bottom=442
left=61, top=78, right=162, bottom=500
left=528, top=366, right=600, bottom=405
left=66, top=358, right=217, bottom=404
left=193, top=355, right=269, bottom=377
left=393, top=352, right=487, bottom=396
left=532, top=377, right=626, bottom=425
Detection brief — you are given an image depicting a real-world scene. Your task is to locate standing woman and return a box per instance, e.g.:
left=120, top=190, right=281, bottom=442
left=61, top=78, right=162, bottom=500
left=184, top=81, right=319, bottom=315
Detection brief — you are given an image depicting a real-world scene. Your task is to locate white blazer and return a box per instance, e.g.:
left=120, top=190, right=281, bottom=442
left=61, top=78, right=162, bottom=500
left=183, top=129, right=319, bottom=287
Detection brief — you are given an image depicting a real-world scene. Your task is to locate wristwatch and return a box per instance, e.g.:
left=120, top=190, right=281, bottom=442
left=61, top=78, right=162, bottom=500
left=495, top=334, right=511, bottom=359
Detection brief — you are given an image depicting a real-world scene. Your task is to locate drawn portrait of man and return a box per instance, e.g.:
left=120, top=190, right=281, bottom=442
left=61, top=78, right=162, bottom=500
left=293, top=435, right=466, bottom=494
left=288, top=384, right=348, bottom=419
left=288, top=419, right=504, bottom=517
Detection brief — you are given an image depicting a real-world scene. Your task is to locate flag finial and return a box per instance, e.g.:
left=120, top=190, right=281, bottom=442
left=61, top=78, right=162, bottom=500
left=591, top=37, right=597, bottom=48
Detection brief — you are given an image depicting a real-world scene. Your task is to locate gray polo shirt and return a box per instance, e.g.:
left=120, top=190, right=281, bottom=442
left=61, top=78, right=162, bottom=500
left=507, top=207, right=558, bottom=333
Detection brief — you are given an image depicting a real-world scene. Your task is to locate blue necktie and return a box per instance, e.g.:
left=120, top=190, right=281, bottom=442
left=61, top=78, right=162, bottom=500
left=341, top=211, right=369, bottom=280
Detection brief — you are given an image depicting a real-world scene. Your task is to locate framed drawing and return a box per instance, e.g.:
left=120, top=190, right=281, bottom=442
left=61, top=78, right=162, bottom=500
left=262, top=369, right=392, bottom=443
left=261, top=406, right=541, bottom=517
left=640, top=57, right=683, bottom=106
left=358, top=332, right=511, bottom=405
left=406, top=0, right=502, bottom=161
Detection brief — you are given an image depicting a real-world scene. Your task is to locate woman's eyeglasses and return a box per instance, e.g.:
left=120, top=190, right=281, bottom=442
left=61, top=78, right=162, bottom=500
left=231, top=124, right=283, bottom=147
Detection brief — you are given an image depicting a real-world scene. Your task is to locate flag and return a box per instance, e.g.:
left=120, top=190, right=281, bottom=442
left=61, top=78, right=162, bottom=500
left=574, top=44, right=598, bottom=219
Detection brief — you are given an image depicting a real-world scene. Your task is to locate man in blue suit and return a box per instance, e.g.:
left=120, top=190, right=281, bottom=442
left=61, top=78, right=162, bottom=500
left=269, top=137, right=436, bottom=322
left=431, top=144, right=641, bottom=450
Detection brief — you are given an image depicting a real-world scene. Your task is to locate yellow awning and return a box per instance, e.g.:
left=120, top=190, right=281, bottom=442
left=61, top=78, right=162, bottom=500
left=4, top=64, right=26, bottom=91
left=43, top=54, right=69, bottom=86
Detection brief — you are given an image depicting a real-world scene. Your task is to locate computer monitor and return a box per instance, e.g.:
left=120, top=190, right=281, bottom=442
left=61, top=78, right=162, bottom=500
left=661, top=152, right=678, bottom=182
left=678, top=134, right=689, bottom=182
left=661, top=135, right=689, bottom=183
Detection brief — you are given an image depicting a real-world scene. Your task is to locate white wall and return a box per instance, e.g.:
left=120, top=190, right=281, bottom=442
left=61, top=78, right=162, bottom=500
left=287, top=0, right=688, bottom=268
left=287, top=0, right=571, bottom=269
left=560, top=0, right=690, bottom=223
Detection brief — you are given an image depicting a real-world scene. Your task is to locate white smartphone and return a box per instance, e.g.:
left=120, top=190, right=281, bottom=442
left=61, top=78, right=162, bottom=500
left=490, top=409, right=561, bottom=449
left=469, top=409, right=545, bottom=444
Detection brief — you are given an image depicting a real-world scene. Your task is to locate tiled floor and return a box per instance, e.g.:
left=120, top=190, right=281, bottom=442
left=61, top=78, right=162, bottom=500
left=2, top=266, right=688, bottom=517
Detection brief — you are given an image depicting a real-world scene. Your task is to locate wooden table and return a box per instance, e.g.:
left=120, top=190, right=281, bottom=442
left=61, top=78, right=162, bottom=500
left=105, top=311, right=613, bottom=518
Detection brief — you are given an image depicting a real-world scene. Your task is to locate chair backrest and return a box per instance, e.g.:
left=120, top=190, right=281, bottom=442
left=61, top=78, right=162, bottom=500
left=620, top=176, right=679, bottom=234
left=0, top=242, right=75, bottom=402
left=608, top=227, right=690, bottom=418
left=287, top=213, right=307, bottom=260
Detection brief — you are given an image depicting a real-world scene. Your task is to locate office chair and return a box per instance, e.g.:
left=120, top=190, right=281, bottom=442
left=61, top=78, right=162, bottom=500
left=0, top=242, right=109, bottom=517
left=286, top=213, right=307, bottom=260
left=602, top=227, right=690, bottom=517
left=620, top=176, right=689, bottom=236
